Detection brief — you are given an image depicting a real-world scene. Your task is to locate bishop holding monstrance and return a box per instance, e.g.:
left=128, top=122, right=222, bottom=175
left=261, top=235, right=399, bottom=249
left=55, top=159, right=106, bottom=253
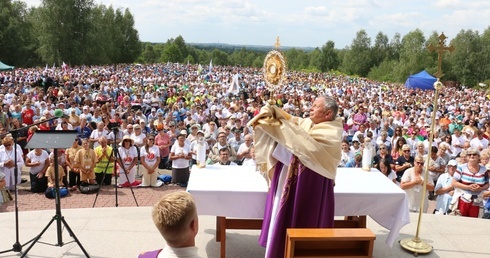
left=249, top=41, right=343, bottom=258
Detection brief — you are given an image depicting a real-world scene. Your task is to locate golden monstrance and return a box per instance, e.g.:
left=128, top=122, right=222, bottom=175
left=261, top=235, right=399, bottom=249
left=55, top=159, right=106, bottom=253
left=258, top=37, right=287, bottom=128
left=255, top=37, right=287, bottom=174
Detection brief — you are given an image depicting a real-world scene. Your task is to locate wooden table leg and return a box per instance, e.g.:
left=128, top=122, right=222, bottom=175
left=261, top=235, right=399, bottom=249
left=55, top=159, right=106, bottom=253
left=216, top=216, right=222, bottom=242
left=358, top=215, right=367, bottom=228
left=215, top=217, right=263, bottom=258
left=215, top=217, right=227, bottom=258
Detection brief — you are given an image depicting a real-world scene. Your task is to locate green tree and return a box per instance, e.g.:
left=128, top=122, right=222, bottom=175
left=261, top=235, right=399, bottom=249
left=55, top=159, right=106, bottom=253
left=371, top=32, right=389, bottom=67
left=117, top=8, right=141, bottom=63
left=161, top=44, right=183, bottom=63
left=308, top=48, right=322, bottom=70
left=319, top=41, right=339, bottom=72
left=252, top=54, right=266, bottom=68
left=229, top=47, right=256, bottom=66
left=141, top=43, right=159, bottom=63
left=210, top=49, right=229, bottom=65
left=196, top=49, right=210, bottom=65
left=228, top=47, right=245, bottom=66
left=172, top=36, right=188, bottom=60
left=284, top=48, right=309, bottom=70
left=367, top=60, right=398, bottom=82
left=388, top=33, right=401, bottom=61
left=394, top=29, right=431, bottom=81
left=479, top=27, right=490, bottom=82
left=284, top=48, right=299, bottom=70
left=85, top=4, right=112, bottom=64
left=34, top=0, right=95, bottom=65
left=341, top=29, right=372, bottom=76
left=0, top=0, right=39, bottom=67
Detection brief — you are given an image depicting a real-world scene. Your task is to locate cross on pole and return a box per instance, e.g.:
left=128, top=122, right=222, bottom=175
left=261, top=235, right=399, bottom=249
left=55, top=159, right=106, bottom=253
left=274, top=36, right=281, bottom=49
left=427, top=32, right=455, bottom=78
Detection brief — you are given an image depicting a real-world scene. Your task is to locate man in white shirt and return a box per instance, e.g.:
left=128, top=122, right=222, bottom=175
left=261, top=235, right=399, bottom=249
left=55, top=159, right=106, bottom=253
left=451, top=129, right=465, bottom=158
left=470, top=130, right=489, bottom=151
left=5, top=88, right=15, bottom=105
left=89, top=122, right=109, bottom=148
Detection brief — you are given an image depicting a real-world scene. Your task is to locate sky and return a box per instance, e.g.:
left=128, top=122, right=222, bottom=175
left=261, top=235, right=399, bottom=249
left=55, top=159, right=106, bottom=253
left=22, top=0, right=490, bottom=49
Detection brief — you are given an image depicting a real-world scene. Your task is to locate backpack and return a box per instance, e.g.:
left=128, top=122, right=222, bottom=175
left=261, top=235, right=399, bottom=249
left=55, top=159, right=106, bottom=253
left=45, top=187, right=69, bottom=199
left=79, top=183, right=100, bottom=194
left=157, top=175, right=172, bottom=183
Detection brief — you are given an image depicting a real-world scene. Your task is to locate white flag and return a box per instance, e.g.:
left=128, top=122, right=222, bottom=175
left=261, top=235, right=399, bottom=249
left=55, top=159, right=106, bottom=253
left=197, top=64, right=203, bottom=74
left=209, top=59, right=213, bottom=73
left=228, top=74, right=240, bottom=95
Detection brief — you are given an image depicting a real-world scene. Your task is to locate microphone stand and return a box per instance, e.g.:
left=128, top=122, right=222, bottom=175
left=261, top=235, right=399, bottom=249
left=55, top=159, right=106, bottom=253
left=0, top=113, right=64, bottom=255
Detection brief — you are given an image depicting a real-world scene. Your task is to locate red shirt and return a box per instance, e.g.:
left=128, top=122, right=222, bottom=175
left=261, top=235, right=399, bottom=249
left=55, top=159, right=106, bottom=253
left=22, top=109, right=34, bottom=125
left=39, top=124, right=51, bottom=131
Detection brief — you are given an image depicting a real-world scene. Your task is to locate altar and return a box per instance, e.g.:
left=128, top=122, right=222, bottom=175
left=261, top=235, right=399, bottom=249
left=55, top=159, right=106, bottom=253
left=187, top=165, right=410, bottom=256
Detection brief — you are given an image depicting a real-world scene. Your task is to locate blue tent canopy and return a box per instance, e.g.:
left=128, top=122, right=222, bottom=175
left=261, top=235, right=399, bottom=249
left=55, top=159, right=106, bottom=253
left=404, top=70, right=436, bottom=90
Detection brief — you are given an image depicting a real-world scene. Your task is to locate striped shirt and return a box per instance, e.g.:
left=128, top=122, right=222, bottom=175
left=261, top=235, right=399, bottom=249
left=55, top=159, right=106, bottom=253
left=453, top=164, right=488, bottom=195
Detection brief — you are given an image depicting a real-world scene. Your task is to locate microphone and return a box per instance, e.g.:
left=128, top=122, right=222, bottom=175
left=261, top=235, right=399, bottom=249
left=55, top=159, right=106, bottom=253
left=54, top=109, right=69, bottom=118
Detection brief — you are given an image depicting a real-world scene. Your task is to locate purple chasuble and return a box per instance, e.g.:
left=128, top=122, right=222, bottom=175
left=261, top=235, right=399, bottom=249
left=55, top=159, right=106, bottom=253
left=138, top=249, right=162, bottom=258
left=259, top=156, right=335, bottom=258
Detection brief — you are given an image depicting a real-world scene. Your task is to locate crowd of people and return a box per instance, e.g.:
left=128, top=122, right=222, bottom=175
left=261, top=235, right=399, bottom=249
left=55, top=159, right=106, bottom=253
left=0, top=63, right=489, bottom=218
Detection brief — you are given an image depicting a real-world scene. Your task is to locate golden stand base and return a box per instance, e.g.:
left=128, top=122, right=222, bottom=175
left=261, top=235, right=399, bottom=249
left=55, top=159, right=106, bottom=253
left=196, top=163, right=206, bottom=169
left=399, top=237, right=433, bottom=257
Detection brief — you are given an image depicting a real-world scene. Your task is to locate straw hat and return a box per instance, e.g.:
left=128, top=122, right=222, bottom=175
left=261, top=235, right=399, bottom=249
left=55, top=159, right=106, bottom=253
left=120, top=135, right=134, bottom=145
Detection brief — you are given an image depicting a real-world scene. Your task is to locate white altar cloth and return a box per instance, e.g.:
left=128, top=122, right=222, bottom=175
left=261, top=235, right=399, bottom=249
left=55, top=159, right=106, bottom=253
left=187, top=165, right=410, bottom=246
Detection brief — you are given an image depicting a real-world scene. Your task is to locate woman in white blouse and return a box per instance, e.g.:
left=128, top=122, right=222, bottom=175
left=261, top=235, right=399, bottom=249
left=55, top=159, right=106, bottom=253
left=25, top=147, right=49, bottom=192
left=140, top=135, right=160, bottom=187
left=117, top=135, right=139, bottom=187
left=400, top=155, right=435, bottom=212
left=170, top=133, right=191, bottom=187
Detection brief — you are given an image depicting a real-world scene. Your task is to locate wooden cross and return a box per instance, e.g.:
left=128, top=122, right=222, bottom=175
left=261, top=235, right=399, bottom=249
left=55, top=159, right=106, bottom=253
left=427, top=32, right=455, bottom=78
left=274, top=36, right=281, bottom=49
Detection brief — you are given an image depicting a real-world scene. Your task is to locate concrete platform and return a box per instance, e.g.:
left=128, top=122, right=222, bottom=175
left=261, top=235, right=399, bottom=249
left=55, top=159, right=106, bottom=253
left=0, top=207, right=489, bottom=258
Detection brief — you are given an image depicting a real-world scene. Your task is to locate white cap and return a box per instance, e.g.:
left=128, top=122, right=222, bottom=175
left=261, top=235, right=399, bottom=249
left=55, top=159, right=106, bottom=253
left=447, top=160, right=458, bottom=166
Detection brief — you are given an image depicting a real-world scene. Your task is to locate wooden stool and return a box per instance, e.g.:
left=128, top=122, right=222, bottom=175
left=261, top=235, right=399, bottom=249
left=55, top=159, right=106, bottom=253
left=285, top=228, right=376, bottom=258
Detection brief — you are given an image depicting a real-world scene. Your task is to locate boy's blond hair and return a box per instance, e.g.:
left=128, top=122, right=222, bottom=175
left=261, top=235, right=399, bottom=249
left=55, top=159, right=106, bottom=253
left=152, top=192, right=197, bottom=246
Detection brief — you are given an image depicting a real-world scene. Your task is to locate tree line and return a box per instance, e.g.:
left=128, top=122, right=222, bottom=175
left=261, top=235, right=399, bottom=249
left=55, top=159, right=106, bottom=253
left=2, top=0, right=489, bottom=87
left=0, top=0, right=140, bottom=67
left=139, top=28, right=490, bottom=87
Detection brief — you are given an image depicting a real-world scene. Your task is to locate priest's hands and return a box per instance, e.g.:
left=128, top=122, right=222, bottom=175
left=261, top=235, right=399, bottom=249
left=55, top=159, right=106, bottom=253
left=4, top=159, right=14, bottom=168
